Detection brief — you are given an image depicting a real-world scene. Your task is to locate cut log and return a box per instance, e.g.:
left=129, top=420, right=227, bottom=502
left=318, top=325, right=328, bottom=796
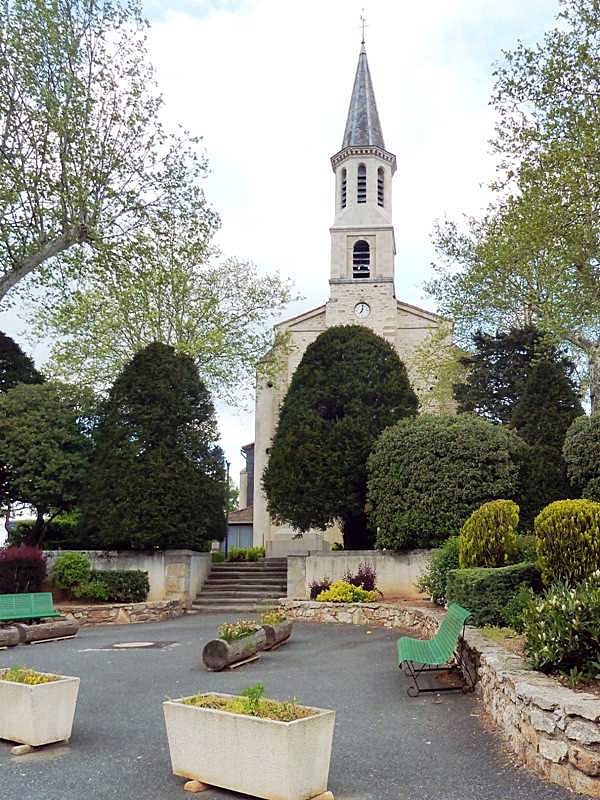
left=14, top=620, right=79, bottom=644
left=202, top=628, right=266, bottom=671
left=262, top=620, right=292, bottom=650
left=0, top=627, right=19, bottom=648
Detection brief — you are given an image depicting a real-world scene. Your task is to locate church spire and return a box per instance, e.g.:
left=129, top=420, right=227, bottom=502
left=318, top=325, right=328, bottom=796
left=341, top=45, right=385, bottom=150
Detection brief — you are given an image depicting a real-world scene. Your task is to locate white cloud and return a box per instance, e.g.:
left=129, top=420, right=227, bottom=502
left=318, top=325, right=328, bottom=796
left=0, top=0, right=559, bottom=485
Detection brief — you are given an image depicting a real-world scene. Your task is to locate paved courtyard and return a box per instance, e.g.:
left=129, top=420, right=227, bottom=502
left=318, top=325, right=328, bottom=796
left=1, top=614, right=573, bottom=800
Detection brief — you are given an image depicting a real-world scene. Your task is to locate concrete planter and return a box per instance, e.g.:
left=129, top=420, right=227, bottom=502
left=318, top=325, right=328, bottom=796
left=163, top=692, right=335, bottom=800
left=201, top=628, right=266, bottom=671
left=0, top=672, right=80, bottom=747
left=262, top=620, right=293, bottom=650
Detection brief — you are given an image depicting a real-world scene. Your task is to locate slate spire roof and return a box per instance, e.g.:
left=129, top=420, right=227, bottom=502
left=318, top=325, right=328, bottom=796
left=342, top=44, right=385, bottom=149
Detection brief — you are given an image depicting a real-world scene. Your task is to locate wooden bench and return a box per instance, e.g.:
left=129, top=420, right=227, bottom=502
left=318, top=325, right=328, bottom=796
left=0, top=592, right=62, bottom=622
left=397, top=603, right=474, bottom=696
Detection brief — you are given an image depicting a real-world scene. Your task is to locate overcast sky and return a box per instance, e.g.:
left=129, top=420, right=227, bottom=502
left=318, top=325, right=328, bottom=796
left=0, top=0, right=560, bottom=487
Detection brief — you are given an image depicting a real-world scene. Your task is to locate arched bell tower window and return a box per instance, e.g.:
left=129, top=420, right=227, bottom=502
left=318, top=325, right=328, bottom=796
left=340, top=168, right=347, bottom=209
left=352, top=240, right=370, bottom=278
left=357, top=164, right=367, bottom=203
left=377, top=167, right=384, bottom=207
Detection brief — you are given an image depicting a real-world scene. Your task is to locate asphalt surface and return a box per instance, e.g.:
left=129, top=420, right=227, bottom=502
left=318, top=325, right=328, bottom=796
left=0, top=614, right=573, bottom=800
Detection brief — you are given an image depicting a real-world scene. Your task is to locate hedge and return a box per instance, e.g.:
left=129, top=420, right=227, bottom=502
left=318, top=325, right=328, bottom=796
left=89, top=570, right=149, bottom=603
left=445, top=562, right=542, bottom=627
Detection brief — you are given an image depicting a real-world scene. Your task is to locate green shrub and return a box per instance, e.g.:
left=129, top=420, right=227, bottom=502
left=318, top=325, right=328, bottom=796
left=563, top=414, right=600, bottom=499
left=368, top=413, right=526, bottom=549
left=89, top=570, right=149, bottom=603
left=446, top=562, right=542, bottom=627
left=515, top=534, right=537, bottom=563
left=503, top=585, right=534, bottom=633
left=73, top=580, right=110, bottom=602
left=316, top=580, right=379, bottom=603
left=52, top=552, right=91, bottom=589
left=523, top=573, right=600, bottom=672
left=534, top=499, right=600, bottom=586
left=459, top=500, right=519, bottom=568
left=211, top=551, right=225, bottom=563
left=0, top=545, right=47, bottom=593
left=416, top=536, right=460, bottom=605
left=227, top=546, right=265, bottom=562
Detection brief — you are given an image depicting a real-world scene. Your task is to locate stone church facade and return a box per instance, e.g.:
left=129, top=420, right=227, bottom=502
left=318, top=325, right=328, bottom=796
left=237, top=44, right=450, bottom=556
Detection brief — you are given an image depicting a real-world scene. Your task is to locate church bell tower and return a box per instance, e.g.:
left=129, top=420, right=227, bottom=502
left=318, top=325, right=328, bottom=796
left=326, top=42, right=398, bottom=330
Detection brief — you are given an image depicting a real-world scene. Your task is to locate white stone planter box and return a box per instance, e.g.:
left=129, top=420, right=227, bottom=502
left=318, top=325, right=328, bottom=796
left=163, top=692, right=335, bottom=800
left=0, top=672, right=80, bottom=747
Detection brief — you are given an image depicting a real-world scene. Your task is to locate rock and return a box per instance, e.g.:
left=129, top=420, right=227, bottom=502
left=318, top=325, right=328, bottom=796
left=569, top=766, right=600, bottom=798
left=529, top=707, right=556, bottom=734
left=538, top=737, right=568, bottom=763
left=566, top=719, right=600, bottom=745
left=570, top=745, right=600, bottom=777
left=563, top=695, right=600, bottom=723
left=183, top=780, right=208, bottom=793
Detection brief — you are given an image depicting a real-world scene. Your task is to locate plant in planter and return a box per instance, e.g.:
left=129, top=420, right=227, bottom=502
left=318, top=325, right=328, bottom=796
left=201, top=619, right=266, bottom=671
left=0, top=666, right=80, bottom=748
left=260, top=608, right=293, bottom=650
left=163, top=683, right=336, bottom=800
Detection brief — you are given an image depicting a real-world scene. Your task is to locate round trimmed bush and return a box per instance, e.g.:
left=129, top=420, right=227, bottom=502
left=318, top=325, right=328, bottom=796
left=459, top=500, right=519, bottom=568
left=534, top=499, right=600, bottom=586
left=368, top=413, right=527, bottom=549
left=52, top=552, right=91, bottom=589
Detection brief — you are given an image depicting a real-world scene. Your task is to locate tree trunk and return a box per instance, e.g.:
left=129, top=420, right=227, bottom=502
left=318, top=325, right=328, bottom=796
left=30, top=508, right=46, bottom=547
left=341, top=512, right=375, bottom=550
left=589, top=347, right=600, bottom=415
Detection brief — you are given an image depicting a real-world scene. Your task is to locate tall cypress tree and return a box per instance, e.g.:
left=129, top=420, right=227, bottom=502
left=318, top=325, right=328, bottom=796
left=81, top=342, right=226, bottom=550
left=263, top=325, right=418, bottom=549
left=0, top=332, right=43, bottom=392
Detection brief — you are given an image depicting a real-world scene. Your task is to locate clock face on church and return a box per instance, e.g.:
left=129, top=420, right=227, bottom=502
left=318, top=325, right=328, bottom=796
left=354, top=302, right=370, bottom=319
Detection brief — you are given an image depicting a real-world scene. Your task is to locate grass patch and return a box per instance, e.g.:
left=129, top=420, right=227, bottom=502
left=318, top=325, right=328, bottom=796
left=181, top=684, right=316, bottom=722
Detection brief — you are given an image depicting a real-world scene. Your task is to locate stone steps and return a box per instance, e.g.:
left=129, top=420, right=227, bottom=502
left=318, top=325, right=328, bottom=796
left=194, top=558, right=287, bottom=613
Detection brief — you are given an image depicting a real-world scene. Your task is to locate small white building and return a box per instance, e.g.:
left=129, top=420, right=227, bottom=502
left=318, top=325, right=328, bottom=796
left=239, top=43, right=451, bottom=556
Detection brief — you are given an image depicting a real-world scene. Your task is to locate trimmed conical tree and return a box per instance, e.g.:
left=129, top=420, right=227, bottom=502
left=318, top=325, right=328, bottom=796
left=0, top=331, right=43, bottom=392
left=511, top=358, right=584, bottom=527
left=81, top=342, right=227, bottom=550
left=262, top=325, right=418, bottom=549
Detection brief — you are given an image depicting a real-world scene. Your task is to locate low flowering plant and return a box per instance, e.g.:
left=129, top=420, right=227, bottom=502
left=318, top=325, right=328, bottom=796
left=316, top=580, right=379, bottom=603
left=217, top=619, right=261, bottom=642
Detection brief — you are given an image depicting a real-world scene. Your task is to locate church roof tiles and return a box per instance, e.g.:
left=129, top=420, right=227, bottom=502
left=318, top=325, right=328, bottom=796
left=342, top=44, right=385, bottom=149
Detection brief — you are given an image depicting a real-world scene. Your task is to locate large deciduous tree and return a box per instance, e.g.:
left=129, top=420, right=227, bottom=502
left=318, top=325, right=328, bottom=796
left=0, top=382, right=92, bottom=543
left=81, top=342, right=227, bottom=550
left=427, top=0, right=600, bottom=410
left=262, top=326, right=418, bottom=550
left=30, top=209, right=295, bottom=402
left=0, top=0, right=207, bottom=300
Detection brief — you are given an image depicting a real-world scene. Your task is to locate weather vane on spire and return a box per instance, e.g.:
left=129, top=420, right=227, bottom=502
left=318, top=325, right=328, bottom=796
left=360, top=9, right=367, bottom=45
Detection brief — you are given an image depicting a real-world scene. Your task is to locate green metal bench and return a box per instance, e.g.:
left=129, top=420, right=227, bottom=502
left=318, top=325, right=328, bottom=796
left=0, top=592, right=62, bottom=622
left=397, top=603, right=474, bottom=696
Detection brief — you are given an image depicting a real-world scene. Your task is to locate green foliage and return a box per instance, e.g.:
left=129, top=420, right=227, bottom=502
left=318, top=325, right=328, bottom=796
left=52, top=552, right=91, bottom=589
left=73, top=580, right=109, bottom=602
left=445, top=562, right=542, bottom=627
left=81, top=343, right=227, bottom=551
left=1, top=666, right=58, bottom=685
left=515, top=534, right=538, bottom=563
left=263, top=325, right=418, bottom=549
left=217, top=619, right=261, bottom=642
left=260, top=609, right=287, bottom=625
left=0, top=332, right=43, bottom=393
left=181, top=690, right=315, bottom=722
left=563, top=415, right=600, bottom=499
left=241, top=683, right=265, bottom=716
left=211, top=551, right=226, bottom=563
left=227, top=546, right=265, bottom=562
left=316, top=580, right=379, bottom=603
left=504, top=586, right=534, bottom=634
left=0, top=545, right=47, bottom=593
left=459, top=500, right=519, bottom=568
left=534, top=499, right=600, bottom=586
left=0, top=383, right=92, bottom=543
left=89, top=570, right=149, bottom=603
left=416, top=536, right=460, bottom=605
left=368, top=413, right=526, bottom=549
left=331, top=542, right=344, bottom=551
left=523, top=574, right=600, bottom=673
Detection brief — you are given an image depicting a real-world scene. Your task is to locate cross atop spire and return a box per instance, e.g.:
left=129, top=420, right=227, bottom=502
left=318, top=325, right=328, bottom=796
left=341, top=43, right=385, bottom=149
left=360, top=9, right=366, bottom=46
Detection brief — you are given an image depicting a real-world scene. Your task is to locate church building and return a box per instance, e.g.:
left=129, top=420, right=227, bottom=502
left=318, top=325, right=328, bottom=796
left=233, top=43, right=450, bottom=556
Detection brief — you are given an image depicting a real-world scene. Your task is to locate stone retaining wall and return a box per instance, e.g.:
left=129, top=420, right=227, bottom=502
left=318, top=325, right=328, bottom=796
left=57, top=599, right=185, bottom=626
left=283, top=600, right=600, bottom=797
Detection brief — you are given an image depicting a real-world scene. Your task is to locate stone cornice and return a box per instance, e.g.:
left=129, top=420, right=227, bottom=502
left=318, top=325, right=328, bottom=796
left=331, top=145, right=397, bottom=173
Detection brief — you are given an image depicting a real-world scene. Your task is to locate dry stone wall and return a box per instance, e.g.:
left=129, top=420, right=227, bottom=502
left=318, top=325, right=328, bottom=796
left=58, top=599, right=185, bottom=626
left=283, top=600, right=600, bottom=796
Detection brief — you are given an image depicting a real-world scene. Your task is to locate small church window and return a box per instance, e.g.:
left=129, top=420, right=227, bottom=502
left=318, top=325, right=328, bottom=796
left=353, top=239, right=370, bottom=278
left=341, top=168, right=347, bottom=208
left=357, top=164, right=367, bottom=203
left=377, top=167, right=384, bottom=207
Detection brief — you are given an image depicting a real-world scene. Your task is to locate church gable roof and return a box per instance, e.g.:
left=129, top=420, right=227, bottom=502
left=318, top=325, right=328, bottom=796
left=396, top=299, right=451, bottom=325
left=342, top=45, right=385, bottom=149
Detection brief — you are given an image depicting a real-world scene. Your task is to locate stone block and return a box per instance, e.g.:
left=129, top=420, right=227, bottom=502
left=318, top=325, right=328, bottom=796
left=529, top=707, right=557, bottom=734
left=570, top=745, right=600, bottom=777
left=566, top=719, right=600, bottom=745
left=564, top=695, right=600, bottom=723
left=167, top=563, right=187, bottom=578
left=539, top=737, right=568, bottom=763
left=570, top=766, right=600, bottom=797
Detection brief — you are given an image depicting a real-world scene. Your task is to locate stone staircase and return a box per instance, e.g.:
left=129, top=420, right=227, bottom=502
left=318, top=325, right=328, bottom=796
left=192, top=558, right=287, bottom=613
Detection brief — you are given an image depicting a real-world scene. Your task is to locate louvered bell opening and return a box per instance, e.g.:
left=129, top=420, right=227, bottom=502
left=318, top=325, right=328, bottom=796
left=353, top=239, right=370, bottom=279
left=341, top=168, right=347, bottom=209
left=357, top=164, right=367, bottom=203
left=377, top=167, right=384, bottom=207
